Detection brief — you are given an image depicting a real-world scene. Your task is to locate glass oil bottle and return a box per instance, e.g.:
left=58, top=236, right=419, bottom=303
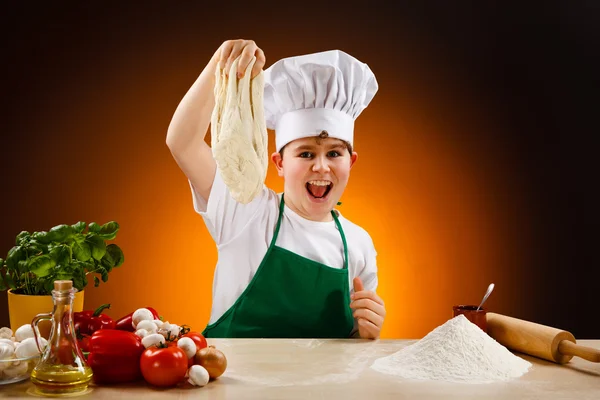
left=30, top=280, right=93, bottom=395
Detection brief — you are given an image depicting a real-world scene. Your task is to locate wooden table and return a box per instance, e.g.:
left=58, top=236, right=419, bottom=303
left=4, top=339, right=599, bottom=399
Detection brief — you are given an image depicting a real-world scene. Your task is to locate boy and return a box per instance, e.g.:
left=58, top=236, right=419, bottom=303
left=167, top=39, right=385, bottom=339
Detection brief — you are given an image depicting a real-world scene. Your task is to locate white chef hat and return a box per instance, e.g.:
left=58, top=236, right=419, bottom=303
left=263, top=50, right=378, bottom=152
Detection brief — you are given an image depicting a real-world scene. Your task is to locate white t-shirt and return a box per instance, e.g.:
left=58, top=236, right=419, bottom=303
left=190, top=168, right=379, bottom=329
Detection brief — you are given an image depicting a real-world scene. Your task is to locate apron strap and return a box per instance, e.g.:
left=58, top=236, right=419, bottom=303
left=268, top=194, right=287, bottom=250
left=332, top=211, right=349, bottom=271
left=275, top=194, right=349, bottom=270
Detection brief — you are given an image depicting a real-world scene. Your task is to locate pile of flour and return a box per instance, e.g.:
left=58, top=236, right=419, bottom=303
left=371, top=314, right=532, bottom=384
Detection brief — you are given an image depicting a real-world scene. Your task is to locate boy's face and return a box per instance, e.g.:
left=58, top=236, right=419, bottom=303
left=271, top=137, right=358, bottom=221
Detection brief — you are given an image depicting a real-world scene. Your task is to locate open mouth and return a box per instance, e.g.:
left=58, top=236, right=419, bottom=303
left=306, top=180, right=333, bottom=199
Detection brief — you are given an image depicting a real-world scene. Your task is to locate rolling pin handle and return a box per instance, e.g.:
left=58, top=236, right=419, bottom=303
left=558, top=340, right=600, bottom=363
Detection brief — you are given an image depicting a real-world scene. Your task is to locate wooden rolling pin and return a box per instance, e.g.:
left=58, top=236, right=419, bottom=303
left=487, top=312, right=600, bottom=364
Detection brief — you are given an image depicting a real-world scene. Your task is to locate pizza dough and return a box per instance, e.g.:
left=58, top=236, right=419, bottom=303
left=211, top=56, right=268, bottom=204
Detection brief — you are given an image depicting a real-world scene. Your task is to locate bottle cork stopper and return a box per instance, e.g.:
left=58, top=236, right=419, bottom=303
left=54, top=280, right=73, bottom=291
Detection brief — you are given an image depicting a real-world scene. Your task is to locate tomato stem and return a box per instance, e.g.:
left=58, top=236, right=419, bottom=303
left=179, top=324, right=191, bottom=335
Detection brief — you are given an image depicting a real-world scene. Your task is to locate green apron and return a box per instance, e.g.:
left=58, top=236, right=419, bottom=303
left=202, top=194, right=354, bottom=338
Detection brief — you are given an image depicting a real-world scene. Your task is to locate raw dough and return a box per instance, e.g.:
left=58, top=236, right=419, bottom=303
left=211, top=56, right=268, bottom=204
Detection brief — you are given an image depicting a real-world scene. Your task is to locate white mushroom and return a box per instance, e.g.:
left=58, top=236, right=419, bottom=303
left=14, top=325, right=34, bottom=342
left=177, top=337, right=197, bottom=359
left=141, top=333, right=166, bottom=349
left=15, top=337, right=47, bottom=358
left=0, top=327, right=13, bottom=339
left=3, top=360, right=29, bottom=378
left=136, top=320, right=158, bottom=334
left=187, top=365, right=210, bottom=387
left=0, top=343, right=14, bottom=360
left=131, top=308, right=155, bottom=329
left=0, top=339, right=15, bottom=350
left=134, top=329, right=149, bottom=339
left=0, top=359, right=10, bottom=371
left=159, top=323, right=180, bottom=340
left=153, top=319, right=164, bottom=329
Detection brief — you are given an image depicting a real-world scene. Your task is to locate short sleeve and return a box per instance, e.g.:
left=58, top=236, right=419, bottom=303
left=189, top=167, right=270, bottom=246
left=359, top=244, right=378, bottom=292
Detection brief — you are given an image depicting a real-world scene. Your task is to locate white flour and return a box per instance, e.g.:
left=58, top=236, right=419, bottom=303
left=371, top=314, right=532, bottom=384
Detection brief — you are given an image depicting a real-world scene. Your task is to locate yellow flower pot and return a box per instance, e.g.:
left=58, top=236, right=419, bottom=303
left=7, top=289, right=85, bottom=339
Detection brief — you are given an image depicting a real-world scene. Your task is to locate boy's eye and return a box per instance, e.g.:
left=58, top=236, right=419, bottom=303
left=327, top=151, right=341, bottom=157
left=299, top=152, right=313, bottom=158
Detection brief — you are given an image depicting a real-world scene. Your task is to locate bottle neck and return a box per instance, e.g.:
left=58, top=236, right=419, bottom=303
left=49, top=289, right=75, bottom=344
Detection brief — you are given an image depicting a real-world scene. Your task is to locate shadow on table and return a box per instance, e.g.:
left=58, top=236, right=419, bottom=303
left=515, top=351, right=600, bottom=377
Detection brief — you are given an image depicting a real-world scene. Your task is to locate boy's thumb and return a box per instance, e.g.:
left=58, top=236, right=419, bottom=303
left=353, top=277, right=364, bottom=293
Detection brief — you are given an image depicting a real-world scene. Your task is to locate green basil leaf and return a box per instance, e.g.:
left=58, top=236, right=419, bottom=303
left=44, top=278, right=55, bottom=293
left=32, top=231, right=51, bottom=244
left=56, top=269, right=72, bottom=280
left=72, top=237, right=92, bottom=262
left=5, top=273, right=17, bottom=290
left=101, top=251, right=114, bottom=272
left=6, top=246, right=25, bottom=270
left=16, top=231, right=30, bottom=246
left=29, top=240, right=48, bottom=254
left=47, top=224, right=75, bottom=243
left=49, top=245, right=71, bottom=266
left=82, top=260, right=96, bottom=273
left=71, top=275, right=84, bottom=290
left=28, top=255, right=56, bottom=278
left=105, top=244, right=124, bottom=267
left=96, top=221, right=120, bottom=240
left=85, top=234, right=106, bottom=261
left=17, top=260, right=29, bottom=274
left=88, top=223, right=101, bottom=234
left=71, top=221, right=86, bottom=234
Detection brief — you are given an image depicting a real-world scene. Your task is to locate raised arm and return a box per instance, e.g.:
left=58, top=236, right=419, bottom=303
left=166, top=40, right=265, bottom=201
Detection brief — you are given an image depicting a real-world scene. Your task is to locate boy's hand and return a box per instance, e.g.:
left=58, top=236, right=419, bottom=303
left=212, top=39, right=266, bottom=79
left=350, top=277, right=385, bottom=339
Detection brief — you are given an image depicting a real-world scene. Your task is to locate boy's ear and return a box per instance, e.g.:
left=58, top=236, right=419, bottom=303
left=271, top=152, right=285, bottom=177
left=350, top=152, right=358, bottom=169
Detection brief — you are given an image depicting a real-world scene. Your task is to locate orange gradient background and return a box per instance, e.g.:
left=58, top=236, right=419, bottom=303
left=1, top=3, right=595, bottom=338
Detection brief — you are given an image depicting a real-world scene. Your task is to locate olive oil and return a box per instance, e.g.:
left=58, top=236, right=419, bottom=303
left=30, top=280, right=94, bottom=395
left=31, top=364, right=93, bottom=394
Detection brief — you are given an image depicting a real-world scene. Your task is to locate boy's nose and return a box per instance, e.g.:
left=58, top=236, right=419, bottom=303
left=312, top=156, right=331, bottom=173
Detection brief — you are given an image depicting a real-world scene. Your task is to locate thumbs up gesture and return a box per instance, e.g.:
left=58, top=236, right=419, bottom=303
left=350, top=277, right=386, bottom=339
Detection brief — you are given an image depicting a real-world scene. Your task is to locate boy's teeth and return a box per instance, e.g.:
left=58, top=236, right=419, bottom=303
left=308, top=180, right=331, bottom=186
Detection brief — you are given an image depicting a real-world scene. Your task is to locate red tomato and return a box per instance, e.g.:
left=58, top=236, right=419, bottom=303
left=165, top=339, right=195, bottom=367
left=181, top=332, right=207, bottom=351
left=140, top=346, right=188, bottom=387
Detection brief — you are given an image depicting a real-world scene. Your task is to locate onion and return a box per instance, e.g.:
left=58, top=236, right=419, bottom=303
left=194, top=346, right=227, bottom=379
